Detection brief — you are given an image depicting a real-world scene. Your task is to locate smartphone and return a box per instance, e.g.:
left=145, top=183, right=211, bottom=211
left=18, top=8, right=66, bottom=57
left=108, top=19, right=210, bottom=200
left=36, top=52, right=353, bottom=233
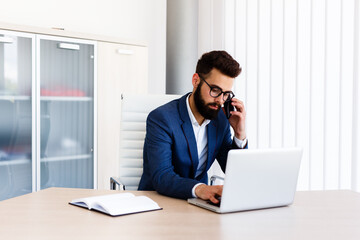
left=223, top=97, right=235, bottom=119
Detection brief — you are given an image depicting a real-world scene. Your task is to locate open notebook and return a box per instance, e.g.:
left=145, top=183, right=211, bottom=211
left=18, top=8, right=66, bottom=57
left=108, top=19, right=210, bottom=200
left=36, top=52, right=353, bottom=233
left=69, top=193, right=162, bottom=217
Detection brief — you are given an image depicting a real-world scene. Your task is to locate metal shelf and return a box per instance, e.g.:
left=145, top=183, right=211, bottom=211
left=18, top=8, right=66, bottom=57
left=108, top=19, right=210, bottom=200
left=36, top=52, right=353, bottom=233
left=41, top=154, right=92, bottom=162
left=0, top=159, right=31, bottom=166
left=0, top=95, right=31, bottom=101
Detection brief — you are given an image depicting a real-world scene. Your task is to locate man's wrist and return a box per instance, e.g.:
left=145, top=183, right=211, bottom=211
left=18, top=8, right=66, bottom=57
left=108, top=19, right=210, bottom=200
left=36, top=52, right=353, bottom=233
left=192, top=183, right=205, bottom=198
left=235, top=132, right=246, bottom=140
left=234, top=137, right=248, bottom=149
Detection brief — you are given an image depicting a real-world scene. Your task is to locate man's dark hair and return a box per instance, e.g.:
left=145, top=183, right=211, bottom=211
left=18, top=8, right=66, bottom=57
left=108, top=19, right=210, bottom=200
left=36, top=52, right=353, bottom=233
left=196, top=50, right=241, bottom=78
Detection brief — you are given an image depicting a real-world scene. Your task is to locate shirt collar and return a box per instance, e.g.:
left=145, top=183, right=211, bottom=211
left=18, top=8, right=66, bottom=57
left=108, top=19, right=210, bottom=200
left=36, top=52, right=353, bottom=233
left=186, top=94, right=211, bottom=127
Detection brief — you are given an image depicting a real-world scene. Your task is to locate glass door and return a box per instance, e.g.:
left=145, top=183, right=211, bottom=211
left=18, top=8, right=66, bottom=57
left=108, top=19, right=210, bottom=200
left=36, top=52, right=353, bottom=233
left=0, top=30, right=35, bottom=200
left=37, top=35, right=97, bottom=190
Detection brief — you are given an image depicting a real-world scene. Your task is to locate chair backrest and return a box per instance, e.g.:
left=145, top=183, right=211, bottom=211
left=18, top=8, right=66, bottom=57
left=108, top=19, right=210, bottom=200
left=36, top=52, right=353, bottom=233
left=118, top=93, right=181, bottom=190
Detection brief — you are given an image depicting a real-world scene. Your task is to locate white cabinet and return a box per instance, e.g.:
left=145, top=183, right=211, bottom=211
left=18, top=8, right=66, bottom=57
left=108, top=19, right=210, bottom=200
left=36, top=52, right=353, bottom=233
left=0, top=30, right=97, bottom=200
left=0, top=23, right=148, bottom=198
left=97, top=42, right=148, bottom=190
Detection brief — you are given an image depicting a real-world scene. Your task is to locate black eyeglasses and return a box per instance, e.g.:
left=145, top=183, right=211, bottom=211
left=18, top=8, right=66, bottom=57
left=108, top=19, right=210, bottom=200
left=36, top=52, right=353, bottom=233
left=198, top=74, right=235, bottom=102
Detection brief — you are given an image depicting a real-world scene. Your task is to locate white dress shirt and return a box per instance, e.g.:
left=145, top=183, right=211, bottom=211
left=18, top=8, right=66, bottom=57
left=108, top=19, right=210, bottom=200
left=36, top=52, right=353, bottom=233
left=185, top=95, right=247, bottom=197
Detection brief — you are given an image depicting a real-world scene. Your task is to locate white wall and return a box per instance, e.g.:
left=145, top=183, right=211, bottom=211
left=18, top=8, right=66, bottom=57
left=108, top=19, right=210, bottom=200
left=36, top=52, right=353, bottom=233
left=198, top=0, right=225, bottom=57
left=0, top=0, right=166, bottom=94
left=166, top=0, right=198, bottom=95
left=353, top=0, right=360, bottom=192
left=201, top=0, right=360, bottom=192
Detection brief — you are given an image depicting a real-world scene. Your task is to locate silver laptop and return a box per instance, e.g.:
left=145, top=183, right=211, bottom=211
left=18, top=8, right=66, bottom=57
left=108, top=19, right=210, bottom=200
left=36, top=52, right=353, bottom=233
left=188, top=148, right=303, bottom=213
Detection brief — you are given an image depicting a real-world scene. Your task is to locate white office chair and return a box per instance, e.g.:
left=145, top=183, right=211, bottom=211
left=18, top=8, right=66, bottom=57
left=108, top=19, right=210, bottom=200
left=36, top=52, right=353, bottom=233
left=110, top=93, right=181, bottom=190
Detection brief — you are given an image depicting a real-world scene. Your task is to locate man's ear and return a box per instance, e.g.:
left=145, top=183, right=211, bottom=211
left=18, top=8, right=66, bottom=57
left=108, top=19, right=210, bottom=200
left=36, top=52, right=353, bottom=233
left=192, top=73, right=200, bottom=88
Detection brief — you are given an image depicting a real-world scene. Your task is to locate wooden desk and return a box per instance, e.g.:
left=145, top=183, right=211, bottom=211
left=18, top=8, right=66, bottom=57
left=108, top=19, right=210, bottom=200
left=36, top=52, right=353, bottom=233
left=0, top=188, right=360, bottom=240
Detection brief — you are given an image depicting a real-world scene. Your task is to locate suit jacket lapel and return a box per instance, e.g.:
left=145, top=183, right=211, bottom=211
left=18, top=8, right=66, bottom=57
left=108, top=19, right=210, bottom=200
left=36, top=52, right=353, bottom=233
left=179, top=94, right=199, bottom=178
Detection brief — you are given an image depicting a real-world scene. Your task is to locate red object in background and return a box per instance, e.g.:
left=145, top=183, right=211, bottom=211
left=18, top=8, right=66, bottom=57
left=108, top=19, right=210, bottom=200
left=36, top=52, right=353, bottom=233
left=41, top=86, right=86, bottom=97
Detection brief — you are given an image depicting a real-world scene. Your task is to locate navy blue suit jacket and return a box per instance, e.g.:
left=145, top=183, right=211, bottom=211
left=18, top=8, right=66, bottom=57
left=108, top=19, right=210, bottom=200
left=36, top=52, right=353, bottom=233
left=138, top=93, right=244, bottom=199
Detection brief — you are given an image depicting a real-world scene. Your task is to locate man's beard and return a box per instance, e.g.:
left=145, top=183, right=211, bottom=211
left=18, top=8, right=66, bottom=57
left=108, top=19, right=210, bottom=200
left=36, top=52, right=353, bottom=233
left=193, top=83, right=221, bottom=120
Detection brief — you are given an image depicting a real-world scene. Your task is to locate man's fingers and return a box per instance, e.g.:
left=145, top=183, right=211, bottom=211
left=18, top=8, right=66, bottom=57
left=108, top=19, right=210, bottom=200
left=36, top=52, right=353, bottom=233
left=210, top=186, right=223, bottom=203
left=209, top=195, right=219, bottom=204
left=215, top=185, right=223, bottom=195
left=231, top=99, right=245, bottom=113
left=229, top=111, right=243, bottom=119
left=195, top=185, right=224, bottom=203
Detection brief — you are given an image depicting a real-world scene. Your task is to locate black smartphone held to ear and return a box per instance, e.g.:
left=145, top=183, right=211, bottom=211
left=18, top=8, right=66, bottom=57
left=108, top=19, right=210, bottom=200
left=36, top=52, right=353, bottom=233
left=224, top=96, right=235, bottom=119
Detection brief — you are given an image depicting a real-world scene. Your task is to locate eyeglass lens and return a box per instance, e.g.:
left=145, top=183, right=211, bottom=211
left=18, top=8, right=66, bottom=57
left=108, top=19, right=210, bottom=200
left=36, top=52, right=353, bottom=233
left=198, top=73, right=234, bottom=101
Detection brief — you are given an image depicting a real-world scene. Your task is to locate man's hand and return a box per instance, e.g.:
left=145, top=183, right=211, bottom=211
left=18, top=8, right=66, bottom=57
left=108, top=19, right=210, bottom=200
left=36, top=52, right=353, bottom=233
left=194, top=184, right=223, bottom=204
left=227, top=98, right=246, bottom=140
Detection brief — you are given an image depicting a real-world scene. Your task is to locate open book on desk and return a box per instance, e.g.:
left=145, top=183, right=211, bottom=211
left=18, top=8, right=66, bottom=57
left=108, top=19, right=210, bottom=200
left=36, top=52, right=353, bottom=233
left=69, top=193, right=162, bottom=217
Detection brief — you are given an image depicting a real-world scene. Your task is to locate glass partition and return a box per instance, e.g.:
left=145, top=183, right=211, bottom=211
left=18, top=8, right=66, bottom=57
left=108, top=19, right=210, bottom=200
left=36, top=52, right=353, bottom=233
left=0, top=31, right=34, bottom=200
left=38, top=36, right=95, bottom=190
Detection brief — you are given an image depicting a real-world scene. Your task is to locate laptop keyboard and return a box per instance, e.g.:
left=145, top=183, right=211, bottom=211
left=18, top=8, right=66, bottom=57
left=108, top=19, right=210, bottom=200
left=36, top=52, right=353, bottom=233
left=207, top=197, right=221, bottom=207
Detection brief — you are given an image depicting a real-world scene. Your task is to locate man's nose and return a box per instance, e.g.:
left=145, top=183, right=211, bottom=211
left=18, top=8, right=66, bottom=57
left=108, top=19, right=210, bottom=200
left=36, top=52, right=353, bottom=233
left=215, top=94, right=225, bottom=105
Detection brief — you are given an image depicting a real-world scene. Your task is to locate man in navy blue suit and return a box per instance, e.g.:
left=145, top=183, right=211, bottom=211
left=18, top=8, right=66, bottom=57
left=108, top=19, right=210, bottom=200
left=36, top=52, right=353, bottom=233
left=138, top=51, right=248, bottom=204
